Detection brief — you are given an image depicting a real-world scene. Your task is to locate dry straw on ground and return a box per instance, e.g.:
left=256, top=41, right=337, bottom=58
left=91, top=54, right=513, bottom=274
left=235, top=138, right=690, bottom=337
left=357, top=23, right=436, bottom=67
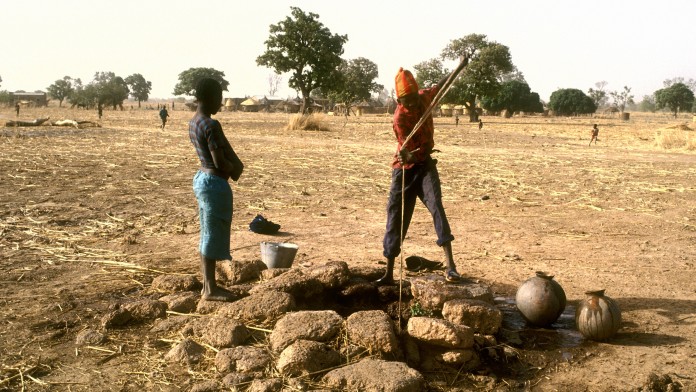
left=285, top=114, right=331, bottom=131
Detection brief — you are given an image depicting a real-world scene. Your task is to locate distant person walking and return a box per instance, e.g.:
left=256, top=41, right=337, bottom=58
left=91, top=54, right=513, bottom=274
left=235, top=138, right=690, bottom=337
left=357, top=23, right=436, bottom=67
left=98, top=104, right=103, bottom=120
left=589, top=124, right=599, bottom=146
left=159, top=106, right=170, bottom=130
left=15, top=103, right=20, bottom=117
left=478, top=119, right=483, bottom=131
left=455, top=114, right=459, bottom=127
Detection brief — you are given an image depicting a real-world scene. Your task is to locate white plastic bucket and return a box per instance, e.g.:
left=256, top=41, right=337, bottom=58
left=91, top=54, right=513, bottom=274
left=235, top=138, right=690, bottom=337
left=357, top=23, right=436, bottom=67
left=260, top=242, right=298, bottom=269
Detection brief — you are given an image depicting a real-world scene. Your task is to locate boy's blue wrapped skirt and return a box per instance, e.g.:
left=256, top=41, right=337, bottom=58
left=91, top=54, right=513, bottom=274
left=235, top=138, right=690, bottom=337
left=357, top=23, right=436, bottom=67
left=193, top=170, right=232, bottom=260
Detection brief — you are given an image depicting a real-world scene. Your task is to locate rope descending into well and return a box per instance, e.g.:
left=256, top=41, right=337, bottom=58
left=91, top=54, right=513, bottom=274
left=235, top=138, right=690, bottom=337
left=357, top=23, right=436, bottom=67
left=396, top=57, right=469, bottom=331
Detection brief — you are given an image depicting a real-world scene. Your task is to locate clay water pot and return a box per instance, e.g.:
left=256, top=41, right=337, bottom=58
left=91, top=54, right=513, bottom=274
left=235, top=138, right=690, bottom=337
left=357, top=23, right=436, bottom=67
left=515, top=271, right=567, bottom=327
left=575, top=289, right=621, bottom=341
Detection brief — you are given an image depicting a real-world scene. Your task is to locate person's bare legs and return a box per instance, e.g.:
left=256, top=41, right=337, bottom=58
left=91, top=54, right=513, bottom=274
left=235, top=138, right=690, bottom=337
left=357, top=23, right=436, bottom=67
left=374, top=257, right=395, bottom=285
left=442, top=242, right=461, bottom=282
left=200, top=255, right=235, bottom=301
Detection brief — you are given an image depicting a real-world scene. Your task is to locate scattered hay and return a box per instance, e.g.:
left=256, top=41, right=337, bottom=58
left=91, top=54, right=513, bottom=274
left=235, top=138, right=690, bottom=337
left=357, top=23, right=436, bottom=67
left=286, top=114, right=330, bottom=132
left=666, top=123, right=693, bottom=131
left=654, top=129, right=696, bottom=150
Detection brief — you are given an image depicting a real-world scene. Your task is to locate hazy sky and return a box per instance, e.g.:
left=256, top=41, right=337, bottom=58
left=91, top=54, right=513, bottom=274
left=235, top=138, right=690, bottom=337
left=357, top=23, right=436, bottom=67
left=2, top=0, right=694, bottom=102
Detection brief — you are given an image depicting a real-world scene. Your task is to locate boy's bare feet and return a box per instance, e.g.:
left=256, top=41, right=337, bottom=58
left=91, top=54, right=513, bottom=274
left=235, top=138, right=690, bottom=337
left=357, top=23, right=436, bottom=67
left=202, top=286, right=236, bottom=302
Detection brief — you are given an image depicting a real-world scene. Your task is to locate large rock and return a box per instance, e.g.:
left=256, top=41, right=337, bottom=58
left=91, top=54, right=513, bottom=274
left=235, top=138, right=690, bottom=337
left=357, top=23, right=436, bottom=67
left=260, top=268, right=289, bottom=280
left=151, top=274, right=201, bottom=293
left=217, top=259, right=267, bottom=285
left=159, top=291, right=199, bottom=314
left=346, top=310, right=399, bottom=355
left=221, top=372, right=255, bottom=388
left=303, top=261, right=351, bottom=289
left=75, top=329, right=106, bottom=346
left=270, top=310, right=343, bottom=353
left=122, top=299, right=168, bottom=323
left=218, top=290, right=296, bottom=325
left=322, top=358, right=424, bottom=392
left=348, top=265, right=385, bottom=281
left=150, top=316, right=189, bottom=334
left=192, top=316, right=250, bottom=348
left=215, top=346, right=272, bottom=374
left=442, top=299, right=502, bottom=335
left=101, top=308, right=132, bottom=329
left=276, top=339, right=341, bottom=376
left=164, top=338, right=205, bottom=365
left=248, top=268, right=323, bottom=299
left=407, top=317, right=474, bottom=349
left=410, top=275, right=493, bottom=311
left=247, top=378, right=283, bottom=392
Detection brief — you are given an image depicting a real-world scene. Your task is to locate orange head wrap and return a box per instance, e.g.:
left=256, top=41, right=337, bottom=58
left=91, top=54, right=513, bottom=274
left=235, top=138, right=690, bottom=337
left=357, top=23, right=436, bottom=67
left=395, top=67, right=419, bottom=98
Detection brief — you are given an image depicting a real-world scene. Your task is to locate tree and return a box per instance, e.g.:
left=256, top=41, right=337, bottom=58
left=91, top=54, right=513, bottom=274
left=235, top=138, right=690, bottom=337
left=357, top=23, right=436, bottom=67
left=267, top=74, right=283, bottom=97
left=0, top=90, right=11, bottom=106
left=663, top=77, right=696, bottom=92
left=47, top=76, right=74, bottom=107
left=654, top=83, right=695, bottom=118
left=125, top=73, right=152, bottom=108
left=638, top=95, right=656, bottom=112
left=609, top=86, right=634, bottom=113
left=325, top=57, right=383, bottom=116
left=438, top=34, right=515, bottom=122
left=257, top=7, right=347, bottom=114
left=173, top=67, right=229, bottom=96
left=68, top=78, right=98, bottom=109
left=480, top=80, right=543, bottom=117
left=0, top=75, right=2, bottom=88
left=93, top=72, right=130, bottom=110
left=413, top=59, right=448, bottom=88
left=548, top=88, right=597, bottom=116
left=587, top=81, right=609, bottom=108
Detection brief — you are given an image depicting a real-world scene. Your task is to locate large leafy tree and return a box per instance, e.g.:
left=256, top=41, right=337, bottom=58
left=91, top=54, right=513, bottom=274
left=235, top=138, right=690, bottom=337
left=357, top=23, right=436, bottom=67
left=433, top=34, right=515, bottom=122
left=257, top=7, right=347, bottom=114
left=92, top=72, right=130, bottom=110
left=173, top=67, right=229, bottom=96
left=548, top=88, right=596, bottom=116
left=46, top=76, right=75, bottom=107
left=413, top=59, right=448, bottom=89
left=480, top=80, right=543, bottom=117
left=663, top=77, right=696, bottom=92
left=125, top=73, right=152, bottom=108
left=68, top=78, right=98, bottom=109
left=325, top=57, right=383, bottom=116
left=654, top=82, right=695, bottom=117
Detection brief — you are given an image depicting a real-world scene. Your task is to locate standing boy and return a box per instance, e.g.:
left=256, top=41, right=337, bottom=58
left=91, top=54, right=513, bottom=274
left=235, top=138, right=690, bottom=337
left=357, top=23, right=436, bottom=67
left=589, top=124, right=599, bottom=146
left=189, top=78, right=240, bottom=301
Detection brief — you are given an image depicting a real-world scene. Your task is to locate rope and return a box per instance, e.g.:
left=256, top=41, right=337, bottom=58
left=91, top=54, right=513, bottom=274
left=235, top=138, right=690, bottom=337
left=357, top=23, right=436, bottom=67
left=396, top=57, right=469, bottom=331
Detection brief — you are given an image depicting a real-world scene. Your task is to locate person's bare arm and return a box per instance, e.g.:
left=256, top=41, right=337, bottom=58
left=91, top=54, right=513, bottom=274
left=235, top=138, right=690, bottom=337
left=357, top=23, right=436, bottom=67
left=211, top=148, right=235, bottom=174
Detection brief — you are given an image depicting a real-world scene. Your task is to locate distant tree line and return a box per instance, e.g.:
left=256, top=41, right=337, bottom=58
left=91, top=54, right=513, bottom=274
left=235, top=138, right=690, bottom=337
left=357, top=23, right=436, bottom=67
left=45, top=72, right=152, bottom=109
left=6, top=6, right=696, bottom=118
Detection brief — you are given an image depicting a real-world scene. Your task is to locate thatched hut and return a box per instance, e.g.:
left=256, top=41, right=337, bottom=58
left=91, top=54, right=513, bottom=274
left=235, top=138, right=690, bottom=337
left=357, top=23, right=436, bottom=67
left=240, top=98, right=261, bottom=112
left=453, top=105, right=465, bottom=116
left=440, top=104, right=453, bottom=117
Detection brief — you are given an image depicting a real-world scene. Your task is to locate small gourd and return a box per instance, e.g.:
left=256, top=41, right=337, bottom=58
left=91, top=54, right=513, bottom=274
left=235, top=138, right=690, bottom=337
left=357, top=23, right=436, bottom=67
left=515, top=271, right=567, bottom=327
left=575, top=289, right=621, bottom=341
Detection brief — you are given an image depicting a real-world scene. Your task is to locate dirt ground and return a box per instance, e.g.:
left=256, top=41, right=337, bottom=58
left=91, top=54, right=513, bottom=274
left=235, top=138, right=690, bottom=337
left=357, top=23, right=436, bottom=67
left=1, top=105, right=694, bottom=391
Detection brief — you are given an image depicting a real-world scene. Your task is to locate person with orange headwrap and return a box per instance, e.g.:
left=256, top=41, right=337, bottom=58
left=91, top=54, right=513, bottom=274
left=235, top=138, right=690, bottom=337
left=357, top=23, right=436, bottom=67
left=376, top=68, right=462, bottom=284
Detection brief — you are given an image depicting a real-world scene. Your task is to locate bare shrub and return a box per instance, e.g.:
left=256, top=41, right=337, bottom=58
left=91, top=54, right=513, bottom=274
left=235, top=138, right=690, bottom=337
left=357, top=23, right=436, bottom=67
left=654, top=129, right=696, bottom=150
left=286, top=114, right=330, bottom=131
